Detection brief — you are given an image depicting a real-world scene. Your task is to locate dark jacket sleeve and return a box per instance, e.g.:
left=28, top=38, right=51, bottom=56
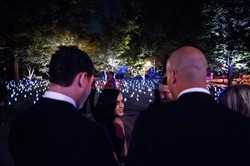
left=0, top=83, right=8, bottom=101
left=8, top=115, right=30, bottom=165
left=94, top=125, right=118, bottom=166
left=125, top=110, right=147, bottom=166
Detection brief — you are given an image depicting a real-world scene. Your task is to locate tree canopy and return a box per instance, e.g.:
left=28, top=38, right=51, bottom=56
left=202, top=0, right=250, bottom=85
left=0, top=0, right=249, bottom=80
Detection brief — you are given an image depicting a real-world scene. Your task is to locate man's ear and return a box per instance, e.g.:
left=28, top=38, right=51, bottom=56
left=171, top=70, right=176, bottom=84
left=77, top=72, right=87, bottom=88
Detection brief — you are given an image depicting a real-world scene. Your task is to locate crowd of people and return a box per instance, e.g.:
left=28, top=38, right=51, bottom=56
left=6, top=45, right=250, bottom=165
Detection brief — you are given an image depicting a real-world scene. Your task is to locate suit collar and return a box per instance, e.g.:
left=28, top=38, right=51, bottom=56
left=44, top=91, right=76, bottom=108
left=40, top=97, right=78, bottom=113
left=178, top=92, right=214, bottom=103
left=178, top=88, right=210, bottom=99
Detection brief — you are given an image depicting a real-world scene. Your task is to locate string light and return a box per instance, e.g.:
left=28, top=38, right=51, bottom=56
left=4, top=77, right=225, bottom=109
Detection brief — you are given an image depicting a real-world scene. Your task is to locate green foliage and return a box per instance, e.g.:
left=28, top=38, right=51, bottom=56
left=91, top=18, right=141, bottom=71
left=14, top=30, right=96, bottom=74
left=0, top=0, right=100, bottom=74
left=124, top=0, right=206, bottom=71
left=1, top=0, right=249, bottom=79
left=202, top=0, right=250, bottom=73
left=202, top=0, right=250, bottom=86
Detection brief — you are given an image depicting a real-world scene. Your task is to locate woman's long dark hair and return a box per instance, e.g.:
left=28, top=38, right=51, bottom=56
left=93, top=89, right=121, bottom=125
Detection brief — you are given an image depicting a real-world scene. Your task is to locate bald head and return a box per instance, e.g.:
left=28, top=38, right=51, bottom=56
left=166, top=46, right=208, bottom=99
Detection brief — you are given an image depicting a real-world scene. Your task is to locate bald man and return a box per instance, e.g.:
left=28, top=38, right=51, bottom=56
left=126, top=46, right=250, bottom=166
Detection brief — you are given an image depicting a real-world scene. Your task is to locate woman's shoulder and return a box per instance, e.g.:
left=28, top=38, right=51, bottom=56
left=113, top=118, right=124, bottom=126
left=113, top=118, right=125, bottom=138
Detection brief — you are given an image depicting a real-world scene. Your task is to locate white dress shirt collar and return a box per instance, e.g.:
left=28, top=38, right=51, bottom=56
left=178, top=88, right=210, bottom=99
left=44, top=91, right=76, bottom=108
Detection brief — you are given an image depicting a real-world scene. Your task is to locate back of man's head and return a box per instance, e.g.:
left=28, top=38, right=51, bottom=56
left=49, top=46, right=94, bottom=86
left=107, top=71, right=115, bottom=79
left=166, top=46, right=208, bottom=98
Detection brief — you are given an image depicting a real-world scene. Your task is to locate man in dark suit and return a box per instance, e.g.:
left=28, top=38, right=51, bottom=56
left=126, top=46, right=250, bottom=165
left=9, top=46, right=116, bottom=165
left=78, top=78, right=96, bottom=117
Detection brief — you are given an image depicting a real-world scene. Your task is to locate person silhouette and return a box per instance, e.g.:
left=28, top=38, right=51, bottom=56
left=126, top=46, right=250, bottom=165
left=9, top=46, right=116, bottom=166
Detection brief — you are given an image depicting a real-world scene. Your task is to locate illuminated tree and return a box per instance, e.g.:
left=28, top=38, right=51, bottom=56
left=124, top=0, right=206, bottom=73
left=14, top=30, right=96, bottom=79
left=92, top=0, right=140, bottom=72
left=0, top=0, right=100, bottom=79
left=202, top=0, right=250, bottom=86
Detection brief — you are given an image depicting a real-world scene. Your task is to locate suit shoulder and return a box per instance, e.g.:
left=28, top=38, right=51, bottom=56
left=12, top=104, right=36, bottom=123
left=139, top=101, right=178, bottom=118
left=218, top=104, right=250, bottom=123
left=143, top=101, right=178, bottom=113
left=80, top=117, right=107, bottom=133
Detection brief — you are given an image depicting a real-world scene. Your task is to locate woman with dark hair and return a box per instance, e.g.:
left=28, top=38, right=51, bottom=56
left=93, top=89, right=127, bottom=164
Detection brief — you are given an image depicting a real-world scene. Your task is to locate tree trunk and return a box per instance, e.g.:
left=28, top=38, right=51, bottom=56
left=227, top=65, right=233, bottom=87
left=27, top=67, right=34, bottom=80
left=13, top=57, right=19, bottom=82
left=226, top=51, right=234, bottom=87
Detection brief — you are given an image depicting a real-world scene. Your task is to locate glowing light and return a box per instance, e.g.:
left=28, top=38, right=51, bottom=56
left=4, top=77, right=224, bottom=112
left=145, top=61, right=152, bottom=68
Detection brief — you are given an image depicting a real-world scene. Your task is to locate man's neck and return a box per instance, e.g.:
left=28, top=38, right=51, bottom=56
left=44, top=91, right=77, bottom=108
left=48, top=84, right=78, bottom=107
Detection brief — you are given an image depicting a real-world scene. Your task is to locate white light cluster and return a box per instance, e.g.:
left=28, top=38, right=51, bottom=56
left=5, top=78, right=49, bottom=106
left=4, top=77, right=225, bottom=109
left=96, top=78, right=158, bottom=103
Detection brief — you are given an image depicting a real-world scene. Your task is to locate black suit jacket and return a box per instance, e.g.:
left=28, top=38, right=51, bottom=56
left=9, top=98, right=116, bottom=166
left=126, top=92, right=250, bottom=166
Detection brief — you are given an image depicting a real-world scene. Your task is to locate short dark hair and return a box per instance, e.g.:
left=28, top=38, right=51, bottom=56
left=109, top=71, right=114, bottom=77
left=49, top=46, right=94, bottom=86
left=93, top=89, right=120, bottom=125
